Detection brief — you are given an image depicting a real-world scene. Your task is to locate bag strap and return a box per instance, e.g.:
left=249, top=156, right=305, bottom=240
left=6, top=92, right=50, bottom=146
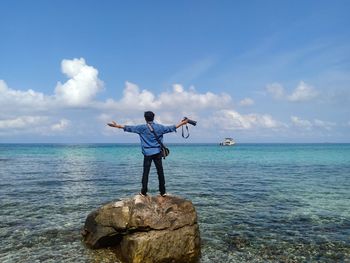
left=147, top=123, right=166, bottom=149
left=182, top=124, right=190, bottom=139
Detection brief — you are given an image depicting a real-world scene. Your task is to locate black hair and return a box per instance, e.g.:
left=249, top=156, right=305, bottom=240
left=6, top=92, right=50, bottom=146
left=144, top=111, right=155, bottom=122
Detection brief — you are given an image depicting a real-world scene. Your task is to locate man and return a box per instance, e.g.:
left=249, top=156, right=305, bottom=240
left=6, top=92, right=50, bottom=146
left=107, top=111, right=188, bottom=197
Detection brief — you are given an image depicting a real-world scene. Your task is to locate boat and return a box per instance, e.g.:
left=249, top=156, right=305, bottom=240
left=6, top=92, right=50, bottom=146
left=220, top=138, right=235, bottom=146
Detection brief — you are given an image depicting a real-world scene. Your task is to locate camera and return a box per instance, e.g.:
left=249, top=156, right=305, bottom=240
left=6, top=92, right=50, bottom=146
left=183, top=117, right=197, bottom=126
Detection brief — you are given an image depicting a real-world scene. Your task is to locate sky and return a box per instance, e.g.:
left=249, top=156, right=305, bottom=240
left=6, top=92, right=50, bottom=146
left=0, top=0, right=350, bottom=143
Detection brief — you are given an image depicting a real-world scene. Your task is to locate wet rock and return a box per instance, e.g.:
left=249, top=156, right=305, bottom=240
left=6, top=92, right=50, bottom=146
left=82, top=195, right=201, bottom=263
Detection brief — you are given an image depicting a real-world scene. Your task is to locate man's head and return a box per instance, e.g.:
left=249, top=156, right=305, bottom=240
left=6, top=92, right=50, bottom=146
left=144, top=111, right=155, bottom=122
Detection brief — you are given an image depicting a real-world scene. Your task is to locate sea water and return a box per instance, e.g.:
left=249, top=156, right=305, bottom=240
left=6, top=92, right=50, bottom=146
left=0, top=143, right=349, bottom=262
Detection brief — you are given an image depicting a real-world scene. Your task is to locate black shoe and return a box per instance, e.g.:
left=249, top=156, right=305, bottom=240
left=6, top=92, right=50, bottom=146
left=139, top=192, right=147, bottom=197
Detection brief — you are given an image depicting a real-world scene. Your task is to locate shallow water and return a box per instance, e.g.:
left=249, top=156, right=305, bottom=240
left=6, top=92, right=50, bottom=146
left=1, top=143, right=350, bottom=262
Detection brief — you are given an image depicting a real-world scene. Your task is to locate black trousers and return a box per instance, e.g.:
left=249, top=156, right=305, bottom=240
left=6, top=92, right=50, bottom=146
left=141, top=152, right=166, bottom=195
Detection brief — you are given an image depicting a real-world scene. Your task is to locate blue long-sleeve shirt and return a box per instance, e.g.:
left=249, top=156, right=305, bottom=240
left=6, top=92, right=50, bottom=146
left=123, top=122, right=176, bottom=156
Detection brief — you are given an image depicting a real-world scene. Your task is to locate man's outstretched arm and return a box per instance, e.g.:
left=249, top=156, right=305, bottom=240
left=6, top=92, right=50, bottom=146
left=107, top=121, right=142, bottom=134
left=107, top=121, right=125, bottom=129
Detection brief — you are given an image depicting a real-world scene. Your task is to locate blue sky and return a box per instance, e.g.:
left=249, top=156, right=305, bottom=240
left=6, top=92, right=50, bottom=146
left=1, top=0, right=349, bottom=143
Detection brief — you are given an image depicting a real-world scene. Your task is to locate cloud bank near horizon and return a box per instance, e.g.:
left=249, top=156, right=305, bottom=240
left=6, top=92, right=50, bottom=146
left=0, top=58, right=345, bottom=142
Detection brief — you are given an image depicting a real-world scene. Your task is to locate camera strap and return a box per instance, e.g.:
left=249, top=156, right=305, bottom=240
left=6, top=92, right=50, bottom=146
left=182, top=125, right=190, bottom=139
left=147, top=123, right=166, bottom=149
left=147, top=123, right=170, bottom=159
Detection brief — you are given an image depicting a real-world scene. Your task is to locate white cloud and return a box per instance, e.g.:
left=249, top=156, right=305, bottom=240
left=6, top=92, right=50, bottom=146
left=2, top=58, right=304, bottom=141
left=0, top=116, right=48, bottom=129
left=98, top=113, right=113, bottom=122
left=212, top=110, right=281, bottom=130
left=2, top=59, right=231, bottom=122
left=51, top=119, right=70, bottom=131
left=0, top=80, right=52, bottom=113
left=0, top=79, right=6, bottom=91
left=287, top=81, right=318, bottom=102
left=291, top=116, right=313, bottom=129
left=313, top=119, right=336, bottom=130
left=291, top=116, right=335, bottom=130
left=158, top=84, right=231, bottom=110
left=239, top=97, right=255, bottom=106
left=266, top=81, right=318, bottom=102
left=101, top=82, right=232, bottom=112
left=1, top=58, right=103, bottom=113
left=120, top=81, right=158, bottom=109
left=55, top=58, right=103, bottom=106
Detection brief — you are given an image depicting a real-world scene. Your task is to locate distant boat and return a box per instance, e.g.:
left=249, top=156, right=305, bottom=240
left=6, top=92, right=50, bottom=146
left=220, top=138, right=236, bottom=146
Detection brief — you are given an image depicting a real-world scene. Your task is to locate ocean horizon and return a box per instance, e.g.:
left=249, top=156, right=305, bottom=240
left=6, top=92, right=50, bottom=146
left=1, top=143, right=349, bottom=262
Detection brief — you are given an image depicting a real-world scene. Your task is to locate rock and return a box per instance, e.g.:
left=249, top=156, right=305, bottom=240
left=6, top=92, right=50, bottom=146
left=82, top=195, right=201, bottom=263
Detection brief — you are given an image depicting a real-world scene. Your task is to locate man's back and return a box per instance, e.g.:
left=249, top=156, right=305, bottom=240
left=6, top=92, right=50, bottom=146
left=123, top=122, right=176, bottom=156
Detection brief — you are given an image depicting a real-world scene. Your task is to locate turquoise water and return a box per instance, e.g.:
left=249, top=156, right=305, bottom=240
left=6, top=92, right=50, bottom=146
left=1, top=143, right=350, bottom=262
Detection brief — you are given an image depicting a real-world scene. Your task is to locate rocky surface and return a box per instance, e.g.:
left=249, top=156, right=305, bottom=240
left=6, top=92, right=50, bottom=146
left=82, top=195, right=201, bottom=263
